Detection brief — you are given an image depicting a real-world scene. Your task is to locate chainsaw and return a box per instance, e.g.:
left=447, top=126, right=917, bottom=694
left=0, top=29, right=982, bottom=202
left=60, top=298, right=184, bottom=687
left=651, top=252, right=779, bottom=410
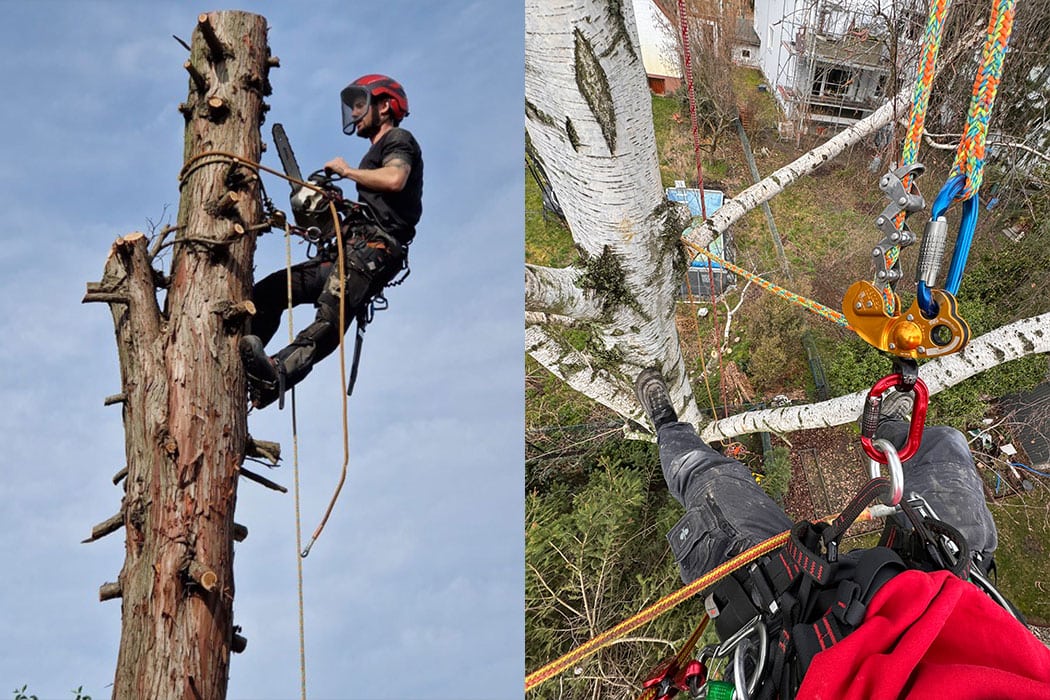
left=271, top=123, right=372, bottom=252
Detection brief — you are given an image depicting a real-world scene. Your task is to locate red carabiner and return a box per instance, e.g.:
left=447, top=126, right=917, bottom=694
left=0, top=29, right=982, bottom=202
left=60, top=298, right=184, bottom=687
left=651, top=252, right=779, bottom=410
left=860, top=373, right=929, bottom=463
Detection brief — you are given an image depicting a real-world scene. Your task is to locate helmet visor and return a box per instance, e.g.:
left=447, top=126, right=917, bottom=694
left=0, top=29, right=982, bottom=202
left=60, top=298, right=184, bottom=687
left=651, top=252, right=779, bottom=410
left=340, top=85, right=372, bottom=134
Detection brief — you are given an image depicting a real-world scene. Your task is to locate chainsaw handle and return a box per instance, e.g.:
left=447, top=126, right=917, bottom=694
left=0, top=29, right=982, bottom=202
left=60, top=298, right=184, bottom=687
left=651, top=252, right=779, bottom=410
left=314, top=167, right=344, bottom=184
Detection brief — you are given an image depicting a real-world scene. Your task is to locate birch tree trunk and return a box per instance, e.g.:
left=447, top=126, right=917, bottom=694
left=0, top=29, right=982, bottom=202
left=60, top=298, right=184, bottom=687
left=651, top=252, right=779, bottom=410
left=525, top=0, right=701, bottom=428
left=85, top=12, right=271, bottom=699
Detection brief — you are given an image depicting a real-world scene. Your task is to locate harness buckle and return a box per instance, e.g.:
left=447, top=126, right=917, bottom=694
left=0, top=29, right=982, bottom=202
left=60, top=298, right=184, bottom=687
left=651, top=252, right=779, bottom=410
left=860, top=372, right=929, bottom=463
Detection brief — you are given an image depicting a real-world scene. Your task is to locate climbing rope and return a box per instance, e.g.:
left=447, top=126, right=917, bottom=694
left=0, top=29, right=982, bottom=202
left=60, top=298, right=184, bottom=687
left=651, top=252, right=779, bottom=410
left=178, top=150, right=353, bottom=557
left=681, top=238, right=852, bottom=329
left=300, top=200, right=350, bottom=557
left=676, top=0, right=708, bottom=221
left=524, top=529, right=790, bottom=692
left=882, top=0, right=954, bottom=312
left=178, top=149, right=357, bottom=696
left=285, top=222, right=308, bottom=700
left=950, top=0, right=1015, bottom=200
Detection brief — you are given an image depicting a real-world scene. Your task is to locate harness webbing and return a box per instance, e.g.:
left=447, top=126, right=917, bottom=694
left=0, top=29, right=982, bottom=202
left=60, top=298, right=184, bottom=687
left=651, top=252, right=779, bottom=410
left=524, top=530, right=791, bottom=692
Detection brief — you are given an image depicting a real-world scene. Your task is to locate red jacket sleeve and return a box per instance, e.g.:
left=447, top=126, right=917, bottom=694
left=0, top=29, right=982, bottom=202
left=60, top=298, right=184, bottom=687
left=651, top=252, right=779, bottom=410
left=799, top=569, right=1050, bottom=699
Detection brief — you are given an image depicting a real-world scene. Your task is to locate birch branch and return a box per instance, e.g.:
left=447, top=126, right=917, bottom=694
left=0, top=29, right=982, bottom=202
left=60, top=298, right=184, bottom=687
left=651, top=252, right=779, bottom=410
left=525, top=264, right=603, bottom=320
left=700, top=313, right=1050, bottom=442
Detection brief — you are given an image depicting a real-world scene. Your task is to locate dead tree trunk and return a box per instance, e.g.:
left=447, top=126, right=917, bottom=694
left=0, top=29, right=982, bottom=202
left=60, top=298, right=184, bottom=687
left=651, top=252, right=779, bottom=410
left=84, top=12, right=273, bottom=700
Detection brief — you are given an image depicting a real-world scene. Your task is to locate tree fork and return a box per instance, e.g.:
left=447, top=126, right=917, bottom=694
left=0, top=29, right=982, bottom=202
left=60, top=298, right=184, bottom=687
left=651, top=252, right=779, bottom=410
left=92, top=12, right=271, bottom=700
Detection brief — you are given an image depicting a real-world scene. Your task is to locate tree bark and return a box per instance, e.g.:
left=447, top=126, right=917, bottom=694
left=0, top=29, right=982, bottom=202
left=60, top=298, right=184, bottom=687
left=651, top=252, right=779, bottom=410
left=90, top=12, right=272, bottom=700
left=525, top=0, right=702, bottom=428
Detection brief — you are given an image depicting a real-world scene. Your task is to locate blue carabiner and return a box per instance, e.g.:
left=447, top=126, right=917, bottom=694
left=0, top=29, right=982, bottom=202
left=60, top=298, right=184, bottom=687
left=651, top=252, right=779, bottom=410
left=916, top=174, right=979, bottom=318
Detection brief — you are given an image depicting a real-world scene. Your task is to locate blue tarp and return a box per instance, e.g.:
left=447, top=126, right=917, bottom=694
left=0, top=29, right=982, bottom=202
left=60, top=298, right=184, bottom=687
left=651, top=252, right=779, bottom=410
left=666, top=186, right=724, bottom=218
left=666, top=187, right=726, bottom=268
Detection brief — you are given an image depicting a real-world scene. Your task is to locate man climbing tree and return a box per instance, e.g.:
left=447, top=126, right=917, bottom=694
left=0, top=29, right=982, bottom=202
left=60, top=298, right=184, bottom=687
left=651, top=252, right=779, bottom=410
left=240, top=73, right=423, bottom=408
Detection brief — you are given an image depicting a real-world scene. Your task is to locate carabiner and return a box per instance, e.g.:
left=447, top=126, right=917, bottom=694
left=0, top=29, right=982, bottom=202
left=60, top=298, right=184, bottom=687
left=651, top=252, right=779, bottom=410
left=916, top=174, right=978, bottom=318
left=868, top=438, right=904, bottom=506
left=860, top=373, right=929, bottom=463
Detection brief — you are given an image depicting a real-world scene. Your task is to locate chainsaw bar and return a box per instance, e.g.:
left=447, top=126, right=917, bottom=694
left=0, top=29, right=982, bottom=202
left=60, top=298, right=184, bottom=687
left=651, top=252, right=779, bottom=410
left=272, top=123, right=303, bottom=192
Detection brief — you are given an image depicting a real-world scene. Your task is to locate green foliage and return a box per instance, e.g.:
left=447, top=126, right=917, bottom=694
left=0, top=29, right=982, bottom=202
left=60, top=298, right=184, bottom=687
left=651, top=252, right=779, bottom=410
left=738, top=290, right=808, bottom=393
left=988, top=486, right=1050, bottom=625
left=762, top=446, right=792, bottom=504
left=525, top=159, right=577, bottom=268
left=822, top=336, right=887, bottom=396
left=526, top=456, right=701, bottom=698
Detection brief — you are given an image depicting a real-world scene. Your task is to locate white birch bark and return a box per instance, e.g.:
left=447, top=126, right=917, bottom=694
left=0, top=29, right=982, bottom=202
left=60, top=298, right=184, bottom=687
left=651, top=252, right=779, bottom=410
left=526, top=0, right=701, bottom=427
left=700, top=313, right=1050, bottom=442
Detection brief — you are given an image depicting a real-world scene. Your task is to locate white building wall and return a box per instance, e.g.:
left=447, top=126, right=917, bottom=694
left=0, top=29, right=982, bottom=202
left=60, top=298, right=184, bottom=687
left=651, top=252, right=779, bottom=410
left=753, top=0, right=918, bottom=130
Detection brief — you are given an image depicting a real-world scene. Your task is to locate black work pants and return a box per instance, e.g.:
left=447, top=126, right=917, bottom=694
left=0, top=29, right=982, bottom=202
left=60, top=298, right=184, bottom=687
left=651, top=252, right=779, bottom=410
left=250, top=233, right=404, bottom=388
left=658, top=420, right=998, bottom=583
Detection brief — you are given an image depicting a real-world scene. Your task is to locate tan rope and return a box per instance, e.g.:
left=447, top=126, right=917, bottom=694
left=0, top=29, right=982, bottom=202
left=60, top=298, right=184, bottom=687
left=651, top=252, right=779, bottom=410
left=301, top=202, right=350, bottom=557
left=285, top=221, right=308, bottom=700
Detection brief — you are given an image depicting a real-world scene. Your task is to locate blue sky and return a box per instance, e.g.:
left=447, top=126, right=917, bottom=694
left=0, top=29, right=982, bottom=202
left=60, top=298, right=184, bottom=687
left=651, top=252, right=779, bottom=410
left=0, top=2, right=523, bottom=699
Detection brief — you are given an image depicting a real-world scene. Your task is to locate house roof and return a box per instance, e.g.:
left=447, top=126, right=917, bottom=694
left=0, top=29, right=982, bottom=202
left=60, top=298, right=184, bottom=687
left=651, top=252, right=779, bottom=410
left=736, top=17, right=760, bottom=46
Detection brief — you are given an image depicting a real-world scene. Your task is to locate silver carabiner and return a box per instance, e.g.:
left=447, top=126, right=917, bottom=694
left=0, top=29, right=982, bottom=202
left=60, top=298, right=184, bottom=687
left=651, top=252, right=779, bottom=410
left=868, top=438, right=904, bottom=506
left=711, top=616, right=768, bottom=700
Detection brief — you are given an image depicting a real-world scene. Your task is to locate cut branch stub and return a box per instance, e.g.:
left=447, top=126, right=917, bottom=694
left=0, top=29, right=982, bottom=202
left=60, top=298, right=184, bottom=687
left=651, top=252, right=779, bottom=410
left=83, top=511, right=125, bottom=544
left=188, top=560, right=218, bottom=592
left=246, top=436, right=281, bottom=465
left=184, top=60, right=209, bottom=93
left=206, top=96, right=231, bottom=122
left=99, top=581, right=122, bottom=602
left=197, top=14, right=230, bottom=62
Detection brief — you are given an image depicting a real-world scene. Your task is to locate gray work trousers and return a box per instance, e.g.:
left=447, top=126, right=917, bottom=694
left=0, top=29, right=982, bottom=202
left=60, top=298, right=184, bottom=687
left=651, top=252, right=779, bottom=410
left=658, top=420, right=998, bottom=583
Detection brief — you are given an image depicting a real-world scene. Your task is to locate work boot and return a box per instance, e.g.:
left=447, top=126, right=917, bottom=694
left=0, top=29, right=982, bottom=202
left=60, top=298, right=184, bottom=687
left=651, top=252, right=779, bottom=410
left=879, top=388, right=915, bottom=422
left=634, top=368, right=679, bottom=431
left=239, top=335, right=282, bottom=409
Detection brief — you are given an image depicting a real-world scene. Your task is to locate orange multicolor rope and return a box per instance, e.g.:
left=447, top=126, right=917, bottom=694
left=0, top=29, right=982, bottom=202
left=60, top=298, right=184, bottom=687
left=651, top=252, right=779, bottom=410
left=884, top=0, right=953, bottom=313
left=681, top=237, right=852, bottom=329
left=950, top=0, right=1016, bottom=201
left=524, top=530, right=790, bottom=693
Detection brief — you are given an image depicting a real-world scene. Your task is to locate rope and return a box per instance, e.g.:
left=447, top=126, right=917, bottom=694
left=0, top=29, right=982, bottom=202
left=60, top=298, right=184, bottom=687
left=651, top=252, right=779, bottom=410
left=301, top=200, right=350, bottom=557
left=681, top=238, right=852, bottom=329
left=949, top=0, right=1015, bottom=200
left=285, top=222, right=308, bottom=700
left=524, top=529, right=790, bottom=692
left=681, top=246, right=721, bottom=417
left=676, top=0, right=708, bottom=220
left=178, top=150, right=354, bottom=557
left=882, top=0, right=953, bottom=313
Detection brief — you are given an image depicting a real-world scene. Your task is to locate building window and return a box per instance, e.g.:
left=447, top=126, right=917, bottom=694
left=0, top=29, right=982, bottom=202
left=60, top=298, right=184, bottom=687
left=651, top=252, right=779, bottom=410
left=742, top=49, right=751, bottom=58
left=811, top=65, right=854, bottom=98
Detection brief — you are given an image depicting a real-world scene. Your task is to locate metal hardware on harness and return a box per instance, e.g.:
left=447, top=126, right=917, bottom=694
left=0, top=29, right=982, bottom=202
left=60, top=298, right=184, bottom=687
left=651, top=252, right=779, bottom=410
left=642, top=656, right=706, bottom=700
left=916, top=216, right=949, bottom=293
left=868, top=439, right=904, bottom=506
left=841, top=280, right=970, bottom=359
left=871, top=163, right=926, bottom=281
left=860, top=373, right=929, bottom=463
left=686, top=616, right=768, bottom=700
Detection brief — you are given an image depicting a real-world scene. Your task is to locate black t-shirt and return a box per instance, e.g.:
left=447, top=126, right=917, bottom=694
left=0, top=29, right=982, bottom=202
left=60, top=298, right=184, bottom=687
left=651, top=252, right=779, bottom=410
left=356, top=127, right=423, bottom=244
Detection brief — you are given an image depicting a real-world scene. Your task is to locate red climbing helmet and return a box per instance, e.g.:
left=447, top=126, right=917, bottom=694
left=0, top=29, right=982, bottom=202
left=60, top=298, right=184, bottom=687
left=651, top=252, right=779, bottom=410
left=340, top=74, right=409, bottom=134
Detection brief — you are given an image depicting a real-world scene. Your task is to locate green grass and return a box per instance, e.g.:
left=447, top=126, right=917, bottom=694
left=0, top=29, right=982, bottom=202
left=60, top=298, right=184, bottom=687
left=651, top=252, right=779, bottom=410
left=988, top=486, right=1050, bottom=624
left=525, top=161, right=577, bottom=267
